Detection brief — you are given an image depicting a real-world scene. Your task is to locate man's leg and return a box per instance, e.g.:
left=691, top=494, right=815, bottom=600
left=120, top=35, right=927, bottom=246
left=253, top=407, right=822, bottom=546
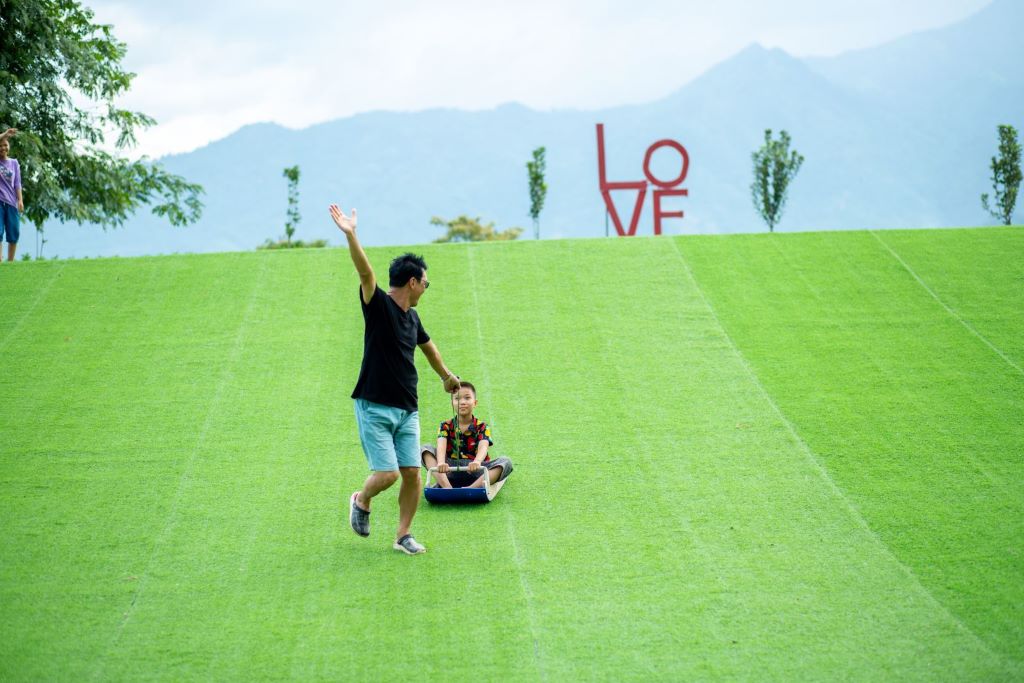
left=7, top=242, right=16, bottom=262
left=351, top=399, right=402, bottom=536
left=396, top=467, right=421, bottom=539
left=356, top=470, right=399, bottom=511
left=393, top=410, right=424, bottom=543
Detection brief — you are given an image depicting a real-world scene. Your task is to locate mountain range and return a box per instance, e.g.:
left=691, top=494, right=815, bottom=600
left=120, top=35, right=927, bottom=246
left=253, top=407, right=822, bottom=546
left=40, top=0, right=1024, bottom=257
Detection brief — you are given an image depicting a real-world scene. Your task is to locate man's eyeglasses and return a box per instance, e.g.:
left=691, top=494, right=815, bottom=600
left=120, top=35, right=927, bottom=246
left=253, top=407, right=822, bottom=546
left=418, top=278, right=430, bottom=290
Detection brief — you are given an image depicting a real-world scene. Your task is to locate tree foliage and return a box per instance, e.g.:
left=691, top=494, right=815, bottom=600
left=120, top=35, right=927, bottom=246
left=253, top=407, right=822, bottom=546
left=282, top=165, right=301, bottom=244
left=431, top=215, right=523, bottom=243
left=527, top=146, right=547, bottom=240
left=0, top=0, right=203, bottom=232
left=258, top=165, right=325, bottom=249
left=980, top=124, right=1021, bottom=226
left=257, top=237, right=327, bottom=250
left=751, top=129, right=804, bottom=232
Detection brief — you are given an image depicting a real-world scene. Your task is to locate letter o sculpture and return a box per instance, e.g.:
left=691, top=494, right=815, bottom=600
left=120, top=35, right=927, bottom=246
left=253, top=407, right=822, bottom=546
left=643, top=139, right=690, bottom=188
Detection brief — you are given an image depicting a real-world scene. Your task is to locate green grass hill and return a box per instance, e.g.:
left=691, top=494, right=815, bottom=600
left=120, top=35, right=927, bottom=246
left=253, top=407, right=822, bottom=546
left=1, top=227, right=1022, bottom=680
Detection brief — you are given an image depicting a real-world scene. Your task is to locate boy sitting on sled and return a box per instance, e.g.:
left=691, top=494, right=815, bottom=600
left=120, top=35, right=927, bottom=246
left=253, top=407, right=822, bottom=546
left=421, top=381, right=513, bottom=488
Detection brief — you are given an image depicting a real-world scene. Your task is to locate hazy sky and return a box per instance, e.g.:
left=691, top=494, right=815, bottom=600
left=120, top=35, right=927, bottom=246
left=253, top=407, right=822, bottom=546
left=90, top=0, right=990, bottom=158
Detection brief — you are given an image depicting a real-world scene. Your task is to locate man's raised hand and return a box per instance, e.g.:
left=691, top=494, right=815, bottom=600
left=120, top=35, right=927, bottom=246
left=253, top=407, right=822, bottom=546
left=329, top=204, right=357, bottom=236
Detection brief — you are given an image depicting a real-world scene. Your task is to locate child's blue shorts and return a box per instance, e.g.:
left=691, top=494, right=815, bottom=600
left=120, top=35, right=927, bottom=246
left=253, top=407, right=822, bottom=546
left=353, top=398, right=421, bottom=471
left=0, top=202, right=19, bottom=243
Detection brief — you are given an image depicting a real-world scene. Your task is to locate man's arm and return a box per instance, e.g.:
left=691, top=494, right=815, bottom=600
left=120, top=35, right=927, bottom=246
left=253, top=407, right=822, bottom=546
left=329, top=204, right=375, bottom=304
left=16, top=187, right=23, bottom=213
left=0, top=128, right=16, bottom=142
left=418, top=340, right=459, bottom=393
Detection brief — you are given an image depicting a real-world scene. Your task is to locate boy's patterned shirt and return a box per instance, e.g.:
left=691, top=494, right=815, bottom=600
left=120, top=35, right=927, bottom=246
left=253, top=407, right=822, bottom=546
left=437, top=415, right=493, bottom=461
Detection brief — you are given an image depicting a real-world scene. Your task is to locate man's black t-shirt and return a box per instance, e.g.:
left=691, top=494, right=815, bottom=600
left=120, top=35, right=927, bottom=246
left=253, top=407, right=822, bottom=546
left=351, top=286, right=430, bottom=412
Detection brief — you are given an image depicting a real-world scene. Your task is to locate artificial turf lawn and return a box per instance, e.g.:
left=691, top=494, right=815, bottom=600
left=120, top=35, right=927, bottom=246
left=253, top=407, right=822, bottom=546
left=0, top=227, right=1020, bottom=680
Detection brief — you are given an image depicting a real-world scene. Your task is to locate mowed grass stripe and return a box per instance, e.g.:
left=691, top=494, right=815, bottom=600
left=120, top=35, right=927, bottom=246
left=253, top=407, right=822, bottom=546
left=458, top=239, right=720, bottom=679
left=94, top=254, right=271, bottom=679
left=459, top=237, right=1006, bottom=679
left=412, top=243, right=548, bottom=681
left=92, top=251, right=360, bottom=679
left=467, top=245, right=546, bottom=678
left=679, top=230, right=1024, bottom=672
left=1, top=255, right=267, bottom=679
left=872, top=227, right=1024, bottom=373
left=618, top=239, right=1003, bottom=679
left=0, top=261, right=66, bottom=350
left=668, top=236, right=1005, bottom=660
left=869, top=230, right=1023, bottom=376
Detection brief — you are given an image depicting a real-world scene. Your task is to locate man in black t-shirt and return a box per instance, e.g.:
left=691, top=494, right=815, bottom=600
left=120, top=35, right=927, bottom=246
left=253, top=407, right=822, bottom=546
left=330, top=203, right=460, bottom=555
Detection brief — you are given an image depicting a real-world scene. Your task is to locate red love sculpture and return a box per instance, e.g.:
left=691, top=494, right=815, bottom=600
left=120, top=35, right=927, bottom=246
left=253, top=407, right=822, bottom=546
left=596, top=123, right=689, bottom=236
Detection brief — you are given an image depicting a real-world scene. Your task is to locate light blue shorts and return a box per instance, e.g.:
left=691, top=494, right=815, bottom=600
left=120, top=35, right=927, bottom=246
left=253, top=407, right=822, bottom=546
left=353, top=398, right=421, bottom=471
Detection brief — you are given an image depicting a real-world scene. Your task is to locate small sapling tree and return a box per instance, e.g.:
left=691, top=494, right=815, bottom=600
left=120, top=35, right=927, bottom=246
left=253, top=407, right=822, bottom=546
left=258, top=165, right=326, bottom=249
left=751, top=129, right=804, bottom=232
left=981, top=124, right=1022, bottom=225
left=283, top=165, right=301, bottom=245
left=527, top=146, right=548, bottom=240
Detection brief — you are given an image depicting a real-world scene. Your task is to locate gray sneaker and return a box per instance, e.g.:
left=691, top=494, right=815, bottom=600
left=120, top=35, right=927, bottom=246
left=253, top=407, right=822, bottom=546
left=350, top=492, right=370, bottom=537
left=393, top=534, right=426, bottom=555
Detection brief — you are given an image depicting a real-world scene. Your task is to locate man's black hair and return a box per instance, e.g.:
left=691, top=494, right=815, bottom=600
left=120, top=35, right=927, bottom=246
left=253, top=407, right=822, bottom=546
left=389, top=253, right=427, bottom=287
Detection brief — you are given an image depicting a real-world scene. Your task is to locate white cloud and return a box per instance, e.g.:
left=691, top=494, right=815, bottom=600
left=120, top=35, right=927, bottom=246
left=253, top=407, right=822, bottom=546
left=89, top=0, right=991, bottom=158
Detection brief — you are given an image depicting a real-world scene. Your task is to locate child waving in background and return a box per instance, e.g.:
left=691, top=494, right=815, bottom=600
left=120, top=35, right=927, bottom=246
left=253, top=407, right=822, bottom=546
left=0, top=128, right=24, bottom=263
left=421, top=381, right=513, bottom=489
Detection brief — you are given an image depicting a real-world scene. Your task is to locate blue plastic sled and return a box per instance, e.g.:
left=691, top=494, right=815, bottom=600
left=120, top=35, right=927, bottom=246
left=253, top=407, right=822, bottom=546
left=423, top=465, right=506, bottom=504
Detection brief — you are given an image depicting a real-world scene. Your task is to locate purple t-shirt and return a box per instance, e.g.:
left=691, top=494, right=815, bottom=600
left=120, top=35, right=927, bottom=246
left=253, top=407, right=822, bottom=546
left=0, top=158, right=22, bottom=208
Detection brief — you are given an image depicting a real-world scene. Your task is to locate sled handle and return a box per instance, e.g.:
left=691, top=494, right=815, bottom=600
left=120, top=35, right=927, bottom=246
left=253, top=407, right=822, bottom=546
left=427, top=465, right=485, bottom=473
left=425, top=465, right=493, bottom=497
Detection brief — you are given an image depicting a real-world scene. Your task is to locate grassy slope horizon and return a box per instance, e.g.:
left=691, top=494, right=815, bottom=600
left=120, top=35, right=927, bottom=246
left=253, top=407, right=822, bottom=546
left=1, top=227, right=1021, bottom=680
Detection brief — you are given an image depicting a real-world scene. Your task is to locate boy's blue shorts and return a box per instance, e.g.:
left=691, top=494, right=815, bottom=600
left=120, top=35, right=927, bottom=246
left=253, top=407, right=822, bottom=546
left=0, top=202, right=19, bottom=243
left=353, top=398, right=421, bottom=471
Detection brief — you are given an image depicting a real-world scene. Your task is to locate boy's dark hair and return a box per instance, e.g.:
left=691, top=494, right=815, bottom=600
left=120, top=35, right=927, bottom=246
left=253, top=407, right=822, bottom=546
left=458, top=381, right=477, bottom=397
left=389, top=253, right=427, bottom=287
